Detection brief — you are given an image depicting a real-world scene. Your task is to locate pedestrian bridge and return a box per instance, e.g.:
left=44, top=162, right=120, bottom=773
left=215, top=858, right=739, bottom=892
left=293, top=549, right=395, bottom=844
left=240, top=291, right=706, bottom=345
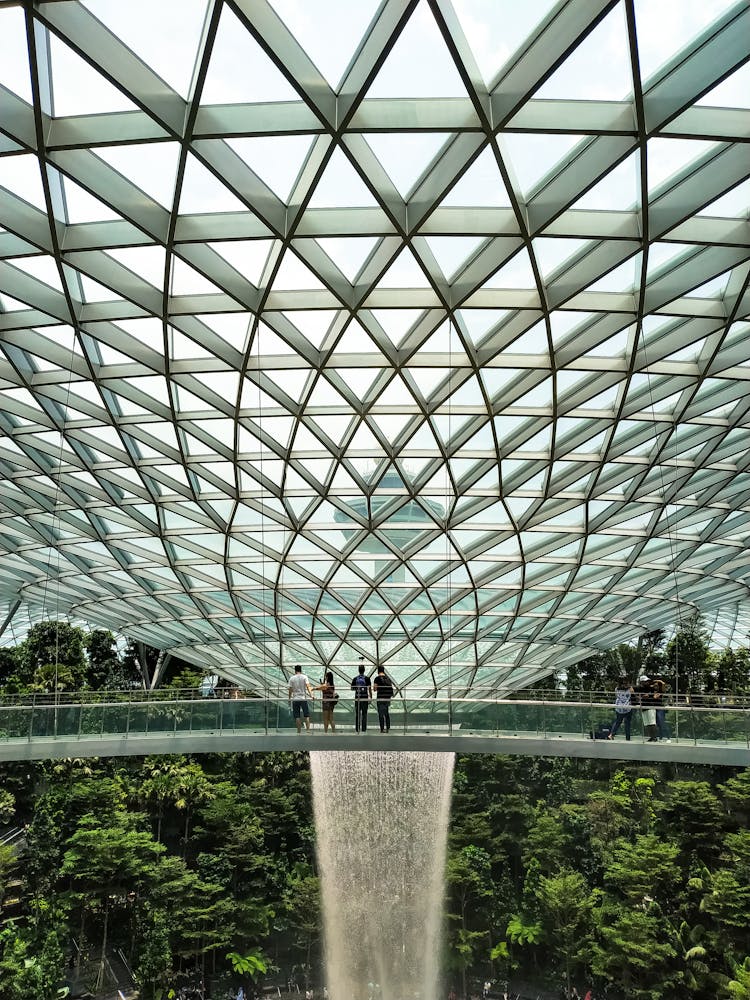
left=0, top=689, right=748, bottom=766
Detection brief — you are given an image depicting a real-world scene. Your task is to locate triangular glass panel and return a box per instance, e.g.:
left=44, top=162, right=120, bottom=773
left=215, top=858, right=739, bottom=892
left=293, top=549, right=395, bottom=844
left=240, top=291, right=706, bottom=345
left=265, top=367, right=311, bottom=403
left=179, top=153, right=247, bottom=213
left=0, top=293, right=28, bottom=312
left=12, top=255, right=64, bottom=291
left=171, top=258, right=223, bottom=296
left=201, top=3, right=298, bottom=103
left=80, top=274, right=117, bottom=302
left=534, top=4, right=632, bottom=101
left=451, top=0, right=558, bottom=87
left=370, top=309, right=424, bottom=346
left=377, top=247, right=430, bottom=288
left=376, top=373, right=419, bottom=410
left=96, top=143, right=180, bottom=207
left=364, top=133, right=450, bottom=197
left=368, top=2, right=468, bottom=98
left=309, top=148, right=378, bottom=208
left=646, top=138, right=718, bottom=193
left=0, top=154, right=46, bottom=210
left=634, top=0, right=736, bottom=80
left=587, top=253, right=640, bottom=293
left=425, top=236, right=484, bottom=280
left=571, top=151, right=640, bottom=211
left=685, top=270, right=731, bottom=298
left=502, top=133, right=582, bottom=196
left=226, top=136, right=314, bottom=200
left=440, top=146, right=512, bottom=207
left=506, top=321, right=549, bottom=354
left=82, top=0, right=208, bottom=98
left=697, top=179, right=750, bottom=218
left=62, top=177, right=121, bottom=223
left=107, top=245, right=166, bottom=286
left=0, top=7, right=32, bottom=102
left=532, top=238, right=589, bottom=279
left=696, top=61, right=750, bottom=110
left=49, top=34, right=138, bottom=116
left=484, top=248, right=536, bottom=288
left=272, top=0, right=380, bottom=88
left=271, top=250, right=325, bottom=291
left=208, top=239, right=274, bottom=285
left=284, top=310, right=336, bottom=349
left=316, top=237, right=378, bottom=281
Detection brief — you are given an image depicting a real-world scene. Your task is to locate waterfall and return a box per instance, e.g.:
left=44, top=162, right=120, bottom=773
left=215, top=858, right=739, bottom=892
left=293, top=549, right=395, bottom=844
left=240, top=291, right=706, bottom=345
left=310, top=751, right=455, bottom=1000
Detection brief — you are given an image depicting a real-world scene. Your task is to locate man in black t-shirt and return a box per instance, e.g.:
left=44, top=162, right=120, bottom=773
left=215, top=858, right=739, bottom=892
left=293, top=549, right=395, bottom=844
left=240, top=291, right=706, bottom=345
left=350, top=662, right=372, bottom=732
left=373, top=665, right=395, bottom=733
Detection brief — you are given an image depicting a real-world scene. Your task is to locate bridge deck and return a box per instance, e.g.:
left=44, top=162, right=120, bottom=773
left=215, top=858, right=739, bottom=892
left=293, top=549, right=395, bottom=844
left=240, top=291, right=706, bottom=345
left=0, top=729, right=747, bottom=766
left=0, top=692, right=747, bottom=766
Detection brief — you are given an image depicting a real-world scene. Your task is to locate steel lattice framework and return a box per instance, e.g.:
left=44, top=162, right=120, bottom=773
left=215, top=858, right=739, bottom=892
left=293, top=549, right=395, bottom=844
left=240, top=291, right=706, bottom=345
left=1, top=0, right=749, bottom=692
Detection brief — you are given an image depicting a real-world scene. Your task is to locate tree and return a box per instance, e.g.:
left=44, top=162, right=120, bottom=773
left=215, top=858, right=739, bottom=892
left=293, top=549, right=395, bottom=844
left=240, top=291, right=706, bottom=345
left=133, top=906, right=173, bottom=1000
left=657, top=781, right=723, bottom=857
left=446, top=845, right=494, bottom=998
left=522, top=811, right=571, bottom=875
left=536, top=869, right=594, bottom=998
left=19, top=621, right=87, bottom=691
left=84, top=630, right=118, bottom=689
left=665, top=611, right=711, bottom=693
left=174, top=762, right=215, bottom=854
left=591, top=906, right=678, bottom=999
left=604, top=834, right=680, bottom=905
left=61, top=812, right=165, bottom=988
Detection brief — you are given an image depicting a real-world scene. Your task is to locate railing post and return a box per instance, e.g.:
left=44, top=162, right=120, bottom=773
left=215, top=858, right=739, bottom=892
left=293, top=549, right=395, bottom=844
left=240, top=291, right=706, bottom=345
left=448, top=685, right=453, bottom=735
left=126, top=695, right=131, bottom=739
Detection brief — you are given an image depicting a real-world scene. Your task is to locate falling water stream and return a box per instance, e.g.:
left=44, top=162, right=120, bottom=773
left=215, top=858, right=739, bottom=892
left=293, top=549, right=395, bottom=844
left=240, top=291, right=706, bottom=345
left=310, top=751, right=455, bottom=1000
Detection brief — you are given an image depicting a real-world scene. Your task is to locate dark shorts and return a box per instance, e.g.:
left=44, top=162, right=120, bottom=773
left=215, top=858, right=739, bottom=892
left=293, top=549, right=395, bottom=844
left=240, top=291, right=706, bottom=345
left=292, top=700, right=310, bottom=719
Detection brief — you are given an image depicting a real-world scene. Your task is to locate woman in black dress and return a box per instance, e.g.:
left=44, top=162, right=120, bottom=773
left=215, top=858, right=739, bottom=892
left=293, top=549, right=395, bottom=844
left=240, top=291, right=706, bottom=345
left=313, top=670, right=337, bottom=732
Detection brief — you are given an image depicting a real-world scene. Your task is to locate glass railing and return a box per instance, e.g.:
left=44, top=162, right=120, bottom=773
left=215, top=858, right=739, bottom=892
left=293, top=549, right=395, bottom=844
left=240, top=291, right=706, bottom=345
left=0, top=688, right=747, bottom=747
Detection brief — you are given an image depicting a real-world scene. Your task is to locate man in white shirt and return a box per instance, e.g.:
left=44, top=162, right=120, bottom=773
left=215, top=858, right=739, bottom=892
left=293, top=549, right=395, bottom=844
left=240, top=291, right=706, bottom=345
left=288, top=664, right=314, bottom=733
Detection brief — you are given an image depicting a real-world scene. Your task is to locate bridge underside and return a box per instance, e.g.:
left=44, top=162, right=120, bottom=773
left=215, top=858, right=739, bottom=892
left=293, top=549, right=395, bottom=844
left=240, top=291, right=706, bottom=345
left=1, top=731, right=747, bottom=768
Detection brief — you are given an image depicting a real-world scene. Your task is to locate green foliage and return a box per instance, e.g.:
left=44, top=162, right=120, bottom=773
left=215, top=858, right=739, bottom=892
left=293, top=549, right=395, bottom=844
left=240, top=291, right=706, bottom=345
left=83, top=629, right=118, bottom=689
left=728, top=957, right=750, bottom=999
left=226, top=948, right=268, bottom=978
left=20, top=622, right=87, bottom=691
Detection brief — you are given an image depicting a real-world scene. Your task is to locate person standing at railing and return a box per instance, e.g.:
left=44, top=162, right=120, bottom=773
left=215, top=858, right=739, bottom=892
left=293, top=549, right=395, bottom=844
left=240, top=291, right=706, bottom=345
left=373, top=665, right=395, bottom=733
left=288, top=665, right=314, bottom=734
left=607, top=677, right=633, bottom=741
left=350, top=662, right=372, bottom=732
left=636, top=676, right=658, bottom=742
left=312, top=671, right=337, bottom=733
left=652, top=676, right=671, bottom=742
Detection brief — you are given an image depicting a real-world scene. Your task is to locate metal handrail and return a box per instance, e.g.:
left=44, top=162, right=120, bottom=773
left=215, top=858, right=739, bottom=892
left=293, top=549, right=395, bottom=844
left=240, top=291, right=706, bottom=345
left=0, top=689, right=747, bottom=716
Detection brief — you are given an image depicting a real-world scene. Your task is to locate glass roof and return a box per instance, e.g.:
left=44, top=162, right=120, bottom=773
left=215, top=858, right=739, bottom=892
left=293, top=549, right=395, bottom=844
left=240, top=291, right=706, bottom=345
left=1, top=0, right=749, bottom=692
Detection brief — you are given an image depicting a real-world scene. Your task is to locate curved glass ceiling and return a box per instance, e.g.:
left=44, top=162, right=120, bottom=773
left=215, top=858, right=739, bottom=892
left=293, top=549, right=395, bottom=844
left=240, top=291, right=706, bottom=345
left=1, top=0, right=749, bottom=691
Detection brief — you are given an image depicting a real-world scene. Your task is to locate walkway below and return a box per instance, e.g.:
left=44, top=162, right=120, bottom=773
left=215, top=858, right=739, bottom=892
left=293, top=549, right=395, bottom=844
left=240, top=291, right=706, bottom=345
left=0, top=692, right=747, bottom=766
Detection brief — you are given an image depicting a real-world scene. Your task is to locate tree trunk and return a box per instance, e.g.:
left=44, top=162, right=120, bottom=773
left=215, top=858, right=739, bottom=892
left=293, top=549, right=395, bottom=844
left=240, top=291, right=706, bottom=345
left=96, top=896, right=109, bottom=992
left=461, top=899, right=468, bottom=1000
